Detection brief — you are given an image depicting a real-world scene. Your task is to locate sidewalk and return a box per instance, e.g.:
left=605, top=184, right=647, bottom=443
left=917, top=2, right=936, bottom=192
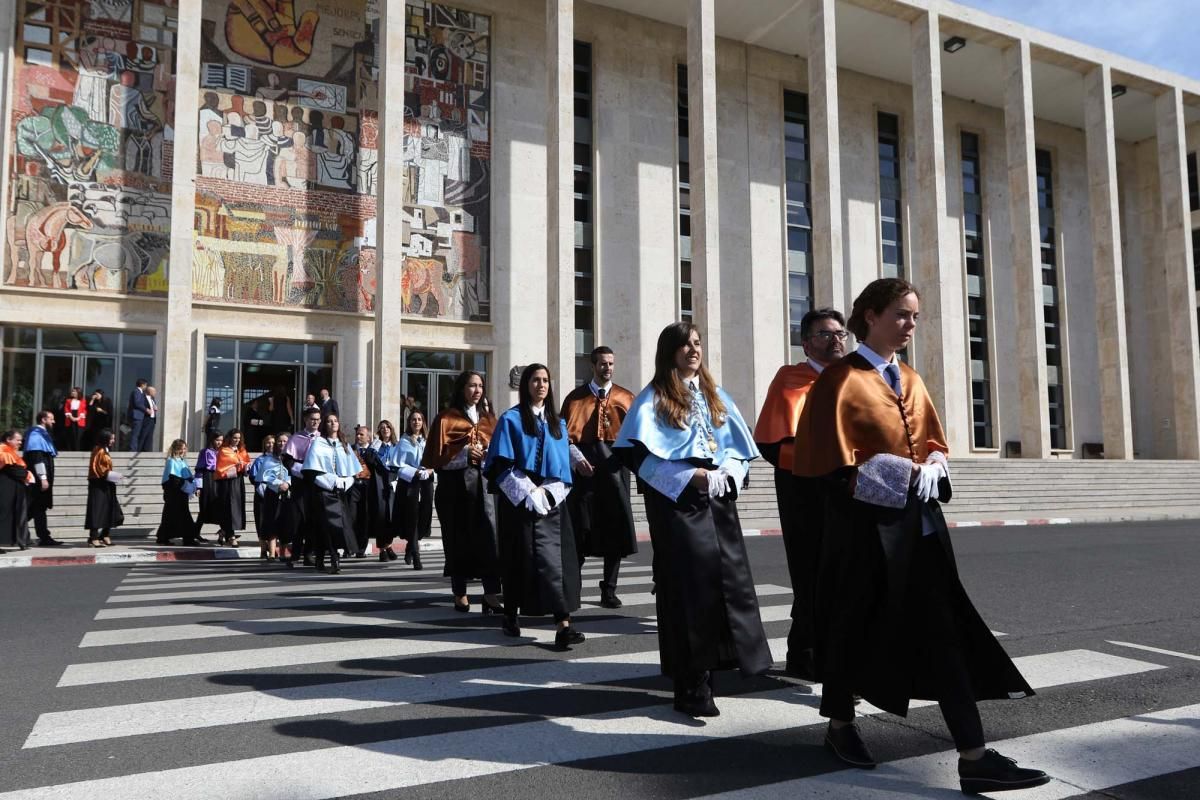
left=4, top=505, right=1199, bottom=568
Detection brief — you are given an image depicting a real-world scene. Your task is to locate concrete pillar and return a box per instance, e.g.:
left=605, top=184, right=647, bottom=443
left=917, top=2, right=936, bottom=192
left=687, top=0, right=722, bottom=379
left=1083, top=65, right=1134, bottom=459
left=162, top=0, right=202, bottom=445
left=807, top=0, right=845, bottom=313
left=373, top=0, right=406, bottom=425
left=1002, top=41, right=1051, bottom=458
left=547, top=0, right=574, bottom=387
left=1155, top=87, right=1200, bottom=459
left=0, top=0, right=16, bottom=265
left=910, top=11, right=968, bottom=454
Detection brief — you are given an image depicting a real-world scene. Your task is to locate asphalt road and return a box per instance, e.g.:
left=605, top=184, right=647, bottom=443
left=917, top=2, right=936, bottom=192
left=0, top=519, right=1197, bottom=799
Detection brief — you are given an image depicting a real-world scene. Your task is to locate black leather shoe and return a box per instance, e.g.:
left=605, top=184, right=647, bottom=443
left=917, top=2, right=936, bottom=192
left=554, top=626, right=585, bottom=650
left=959, top=749, right=1049, bottom=795
left=37, top=539, right=67, bottom=547
left=481, top=596, right=503, bottom=616
left=412, top=550, right=423, bottom=570
left=599, top=582, right=623, bottom=609
left=501, top=616, right=520, bottom=637
left=403, top=547, right=412, bottom=564
left=824, top=722, right=876, bottom=769
left=379, top=551, right=390, bottom=563
left=674, top=672, right=719, bottom=718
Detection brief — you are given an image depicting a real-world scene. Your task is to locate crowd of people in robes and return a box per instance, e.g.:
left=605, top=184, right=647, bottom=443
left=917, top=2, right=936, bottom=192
left=0, top=284, right=1054, bottom=793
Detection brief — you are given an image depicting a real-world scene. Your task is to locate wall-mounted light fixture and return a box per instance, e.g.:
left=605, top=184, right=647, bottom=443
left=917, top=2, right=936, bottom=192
left=1111, top=83, right=1127, bottom=99
left=943, top=36, right=967, bottom=54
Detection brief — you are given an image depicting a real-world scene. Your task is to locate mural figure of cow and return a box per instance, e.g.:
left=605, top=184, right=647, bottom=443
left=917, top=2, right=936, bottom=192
left=68, top=229, right=171, bottom=292
left=402, top=258, right=462, bottom=316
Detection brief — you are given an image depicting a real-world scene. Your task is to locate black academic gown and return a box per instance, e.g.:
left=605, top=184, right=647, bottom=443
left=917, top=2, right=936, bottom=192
left=24, top=450, right=54, bottom=514
left=435, top=466, right=499, bottom=580
left=349, top=447, right=391, bottom=552
left=569, top=441, right=638, bottom=559
left=0, top=464, right=31, bottom=547
left=84, top=478, right=123, bottom=532
left=493, top=481, right=582, bottom=618
left=158, top=476, right=196, bottom=542
left=815, top=474, right=1034, bottom=717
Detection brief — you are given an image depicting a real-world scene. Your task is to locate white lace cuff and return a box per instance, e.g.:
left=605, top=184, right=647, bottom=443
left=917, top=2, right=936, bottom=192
left=498, top=467, right=537, bottom=507
left=854, top=453, right=912, bottom=508
left=542, top=479, right=570, bottom=507
left=638, top=454, right=696, bottom=502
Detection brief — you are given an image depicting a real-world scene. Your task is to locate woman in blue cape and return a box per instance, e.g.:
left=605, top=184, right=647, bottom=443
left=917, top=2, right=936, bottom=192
left=157, top=439, right=202, bottom=546
left=614, top=322, right=771, bottom=717
left=252, top=434, right=291, bottom=560
left=484, top=363, right=585, bottom=651
left=388, top=413, right=434, bottom=569
left=301, top=415, right=362, bottom=574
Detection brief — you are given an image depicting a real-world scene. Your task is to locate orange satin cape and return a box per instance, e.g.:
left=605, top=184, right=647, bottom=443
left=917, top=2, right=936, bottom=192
left=421, top=409, right=496, bottom=469
left=793, top=353, right=949, bottom=477
left=0, top=443, right=33, bottom=483
left=216, top=446, right=246, bottom=478
left=753, top=362, right=821, bottom=471
left=88, top=447, right=113, bottom=480
left=560, top=383, right=636, bottom=445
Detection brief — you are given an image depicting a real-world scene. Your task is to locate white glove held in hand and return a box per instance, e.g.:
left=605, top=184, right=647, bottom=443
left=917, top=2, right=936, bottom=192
left=337, top=475, right=355, bottom=491
left=706, top=468, right=730, bottom=498
left=524, top=487, right=551, bottom=516
left=912, top=461, right=946, bottom=502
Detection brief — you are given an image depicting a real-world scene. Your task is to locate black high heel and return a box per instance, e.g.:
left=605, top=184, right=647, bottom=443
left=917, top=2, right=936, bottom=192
left=481, top=596, right=503, bottom=615
left=453, top=597, right=470, bottom=613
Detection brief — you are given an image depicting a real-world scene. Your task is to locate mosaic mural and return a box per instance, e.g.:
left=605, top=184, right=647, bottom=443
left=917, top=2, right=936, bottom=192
left=402, top=1, right=491, bottom=321
left=192, top=0, right=381, bottom=312
left=4, top=0, right=178, bottom=295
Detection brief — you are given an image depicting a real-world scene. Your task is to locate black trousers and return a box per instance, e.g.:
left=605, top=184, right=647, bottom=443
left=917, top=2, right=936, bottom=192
left=451, top=574, right=501, bottom=596
left=31, top=505, right=51, bottom=542
left=579, top=553, right=621, bottom=588
left=775, top=469, right=820, bottom=664
left=819, top=535, right=985, bottom=751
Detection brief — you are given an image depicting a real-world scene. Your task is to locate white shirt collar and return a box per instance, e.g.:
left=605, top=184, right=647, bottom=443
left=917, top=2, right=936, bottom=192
left=856, top=343, right=898, bottom=374
left=530, top=403, right=545, bottom=417
left=806, top=358, right=827, bottom=374
left=589, top=380, right=612, bottom=395
left=465, top=404, right=479, bottom=424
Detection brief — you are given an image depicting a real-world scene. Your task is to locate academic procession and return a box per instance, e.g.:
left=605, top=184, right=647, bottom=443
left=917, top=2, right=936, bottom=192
left=1, top=0, right=1200, bottom=797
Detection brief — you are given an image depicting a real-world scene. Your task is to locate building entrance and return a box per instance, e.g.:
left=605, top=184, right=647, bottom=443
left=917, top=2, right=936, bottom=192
left=240, top=363, right=298, bottom=452
left=403, top=350, right=489, bottom=423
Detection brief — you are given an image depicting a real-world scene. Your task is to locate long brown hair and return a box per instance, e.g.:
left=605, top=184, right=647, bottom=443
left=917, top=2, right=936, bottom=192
left=651, top=322, right=726, bottom=430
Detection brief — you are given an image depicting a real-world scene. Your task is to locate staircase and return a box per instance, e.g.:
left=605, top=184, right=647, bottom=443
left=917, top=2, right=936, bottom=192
left=32, top=453, right=1200, bottom=542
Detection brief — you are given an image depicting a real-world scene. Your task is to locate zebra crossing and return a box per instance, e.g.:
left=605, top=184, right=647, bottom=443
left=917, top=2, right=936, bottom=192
left=2, top=549, right=1199, bottom=799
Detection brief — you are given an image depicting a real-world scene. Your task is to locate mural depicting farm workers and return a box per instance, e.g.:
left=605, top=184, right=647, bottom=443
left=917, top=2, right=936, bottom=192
left=5, top=0, right=178, bottom=295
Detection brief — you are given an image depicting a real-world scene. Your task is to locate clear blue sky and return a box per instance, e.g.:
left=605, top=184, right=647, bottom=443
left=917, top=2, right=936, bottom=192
left=953, top=0, right=1200, bottom=81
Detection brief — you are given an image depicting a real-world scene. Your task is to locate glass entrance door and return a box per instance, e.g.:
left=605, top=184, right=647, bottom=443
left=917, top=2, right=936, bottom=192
left=40, top=354, right=75, bottom=433
left=402, top=350, right=489, bottom=423
left=239, top=363, right=298, bottom=452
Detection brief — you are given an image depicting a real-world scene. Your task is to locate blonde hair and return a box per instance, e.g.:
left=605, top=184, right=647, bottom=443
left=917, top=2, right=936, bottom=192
left=167, top=438, right=187, bottom=458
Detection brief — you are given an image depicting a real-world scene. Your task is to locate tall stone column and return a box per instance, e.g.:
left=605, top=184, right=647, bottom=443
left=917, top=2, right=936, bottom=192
left=373, top=0, right=406, bottom=424
left=807, top=0, right=845, bottom=313
left=162, top=0, right=202, bottom=444
left=1155, top=87, right=1200, bottom=459
left=1083, top=65, right=1134, bottom=459
left=547, top=0, right=575, bottom=386
left=687, top=0, right=722, bottom=379
left=910, top=11, right=968, bottom=454
left=0, top=0, right=17, bottom=263
left=1002, top=41, right=1051, bottom=458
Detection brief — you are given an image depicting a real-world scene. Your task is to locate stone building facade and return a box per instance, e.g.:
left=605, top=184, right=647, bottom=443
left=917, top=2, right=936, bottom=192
left=0, top=0, right=1198, bottom=459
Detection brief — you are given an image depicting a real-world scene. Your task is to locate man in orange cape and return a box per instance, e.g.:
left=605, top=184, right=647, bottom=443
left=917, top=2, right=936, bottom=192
left=753, top=308, right=847, bottom=678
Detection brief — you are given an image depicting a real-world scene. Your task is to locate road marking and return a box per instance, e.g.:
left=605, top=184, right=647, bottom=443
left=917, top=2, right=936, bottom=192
left=94, top=594, right=389, bottom=621
left=1107, top=640, right=1200, bottom=662
left=691, top=701, right=1200, bottom=799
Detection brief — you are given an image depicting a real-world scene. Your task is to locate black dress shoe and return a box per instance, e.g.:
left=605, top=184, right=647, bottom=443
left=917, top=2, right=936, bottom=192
left=501, top=616, right=520, bottom=637
left=673, top=671, right=719, bottom=718
left=403, top=547, right=412, bottom=564
left=386, top=548, right=398, bottom=561
left=959, top=749, right=1049, bottom=795
left=379, top=551, right=390, bottom=563
left=411, top=551, right=423, bottom=570
left=554, top=625, right=585, bottom=650
left=480, top=596, right=503, bottom=616
left=37, top=539, right=67, bottom=547
left=599, top=582, right=622, bottom=608
left=824, top=722, right=876, bottom=769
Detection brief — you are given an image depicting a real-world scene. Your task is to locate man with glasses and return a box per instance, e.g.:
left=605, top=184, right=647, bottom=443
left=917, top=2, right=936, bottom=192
left=753, top=308, right=847, bottom=679
left=282, top=409, right=323, bottom=567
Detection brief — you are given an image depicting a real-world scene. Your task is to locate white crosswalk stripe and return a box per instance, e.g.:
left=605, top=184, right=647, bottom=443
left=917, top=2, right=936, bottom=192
left=6, top=559, right=1197, bottom=799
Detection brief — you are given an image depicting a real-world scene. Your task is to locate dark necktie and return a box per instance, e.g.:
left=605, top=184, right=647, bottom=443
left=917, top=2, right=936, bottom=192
left=885, top=364, right=902, bottom=397
left=534, top=416, right=545, bottom=474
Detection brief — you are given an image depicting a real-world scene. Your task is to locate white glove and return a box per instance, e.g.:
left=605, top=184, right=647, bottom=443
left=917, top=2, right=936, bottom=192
left=418, top=468, right=431, bottom=481
left=337, top=475, right=355, bottom=491
left=524, top=487, right=551, bottom=516
left=256, top=483, right=267, bottom=498
left=706, top=468, right=730, bottom=498
left=106, top=471, right=123, bottom=484
left=912, top=461, right=946, bottom=502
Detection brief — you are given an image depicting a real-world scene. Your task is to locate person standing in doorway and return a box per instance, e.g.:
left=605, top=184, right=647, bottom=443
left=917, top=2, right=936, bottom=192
left=85, top=389, right=113, bottom=450
left=136, top=385, right=158, bottom=452
left=318, top=388, right=339, bottom=422
left=63, top=388, right=87, bottom=451
left=559, top=346, right=637, bottom=608
left=23, top=410, right=65, bottom=547
left=127, top=379, right=149, bottom=452
left=205, top=397, right=224, bottom=441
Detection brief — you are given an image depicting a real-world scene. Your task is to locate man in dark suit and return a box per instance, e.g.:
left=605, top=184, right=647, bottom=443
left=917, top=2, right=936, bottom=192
left=318, top=388, right=339, bottom=422
left=137, top=385, right=158, bottom=452
left=127, top=378, right=149, bottom=452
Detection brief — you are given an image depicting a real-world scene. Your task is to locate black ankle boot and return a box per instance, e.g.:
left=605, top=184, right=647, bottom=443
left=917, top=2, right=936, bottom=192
left=673, top=671, right=718, bottom=717
left=599, top=581, right=622, bottom=609
left=824, top=722, right=876, bottom=769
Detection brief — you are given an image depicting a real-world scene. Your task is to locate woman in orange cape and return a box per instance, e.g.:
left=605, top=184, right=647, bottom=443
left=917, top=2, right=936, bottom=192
left=421, top=370, right=502, bottom=614
left=794, top=279, right=1047, bottom=794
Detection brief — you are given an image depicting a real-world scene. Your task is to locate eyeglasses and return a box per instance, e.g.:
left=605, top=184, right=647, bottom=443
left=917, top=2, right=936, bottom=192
left=808, top=330, right=849, bottom=341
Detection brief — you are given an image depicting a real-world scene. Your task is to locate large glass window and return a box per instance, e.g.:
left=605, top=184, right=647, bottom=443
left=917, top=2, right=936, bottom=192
left=204, top=337, right=335, bottom=451
left=784, top=91, right=813, bottom=364
left=1036, top=149, right=1067, bottom=450
left=877, top=112, right=904, bottom=280
left=403, top=350, right=489, bottom=419
left=961, top=133, right=994, bottom=449
left=677, top=64, right=693, bottom=322
left=0, top=327, right=158, bottom=446
left=574, top=41, right=595, bottom=385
